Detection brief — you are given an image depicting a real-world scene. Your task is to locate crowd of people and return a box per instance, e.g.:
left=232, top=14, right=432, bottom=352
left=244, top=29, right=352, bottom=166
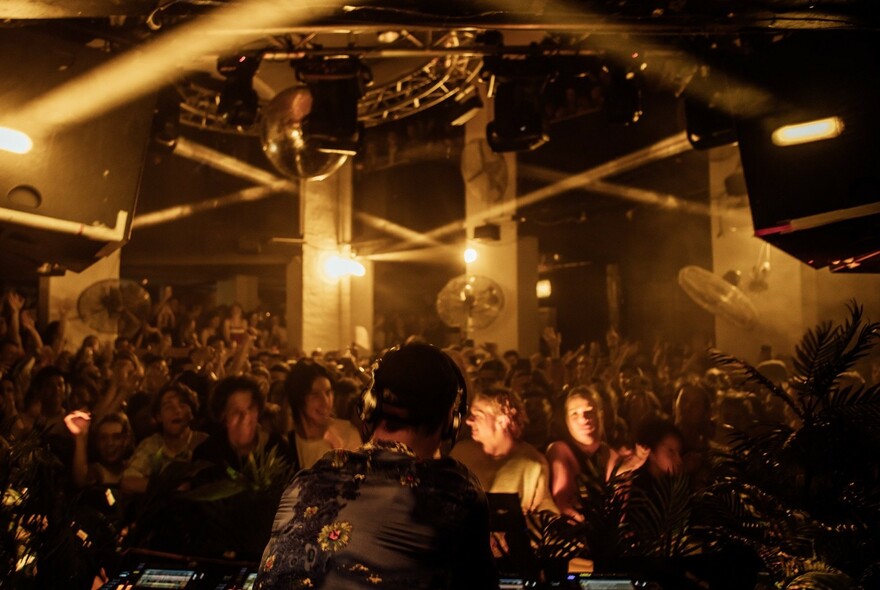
left=1, top=288, right=876, bottom=588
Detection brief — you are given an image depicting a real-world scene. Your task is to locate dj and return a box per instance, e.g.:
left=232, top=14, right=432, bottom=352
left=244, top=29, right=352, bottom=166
left=256, top=343, right=498, bottom=590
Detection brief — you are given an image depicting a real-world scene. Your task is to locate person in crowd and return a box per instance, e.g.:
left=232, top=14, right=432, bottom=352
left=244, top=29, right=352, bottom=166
left=0, top=339, right=23, bottom=378
left=546, top=385, right=640, bottom=520
left=332, top=376, right=364, bottom=429
left=66, top=411, right=135, bottom=488
left=502, top=349, right=520, bottom=373
left=223, top=302, right=249, bottom=347
left=755, top=359, right=802, bottom=426
left=1, top=374, right=25, bottom=434
left=521, top=392, right=554, bottom=453
left=257, top=342, right=498, bottom=590
left=193, top=375, right=293, bottom=475
left=618, top=367, right=663, bottom=439
left=177, top=315, right=200, bottom=349
left=673, top=382, right=715, bottom=484
left=506, top=358, right=534, bottom=395
left=629, top=417, right=684, bottom=497
left=72, top=334, right=102, bottom=373
left=268, top=362, right=289, bottom=385
left=451, top=386, right=558, bottom=514
left=714, top=391, right=759, bottom=447
left=473, top=358, right=508, bottom=396
left=121, top=382, right=208, bottom=493
left=142, top=354, right=171, bottom=396
left=93, top=351, right=142, bottom=420
left=285, top=360, right=361, bottom=470
left=266, top=314, right=288, bottom=351
left=22, top=365, right=69, bottom=436
left=199, top=311, right=223, bottom=348
left=248, top=363, right=272, bottom=397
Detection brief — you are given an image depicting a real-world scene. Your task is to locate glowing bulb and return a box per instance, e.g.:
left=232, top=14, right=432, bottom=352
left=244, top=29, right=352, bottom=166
left=322, top=254, right=366, bottom=280
left=463, top=247, right=478, bottom=263
left=0, top=127, right=33, bottom=154
left=536, top=279, right=552, bottom=299
left=771, top=116, right=844, bottom=147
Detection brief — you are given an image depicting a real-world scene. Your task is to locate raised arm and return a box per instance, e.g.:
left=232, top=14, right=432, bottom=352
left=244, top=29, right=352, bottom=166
left=65, top=410, right=93, bottom=488
left=545, top=440, right=583, bottom=521
left=5, top=292, right=25, bottom=351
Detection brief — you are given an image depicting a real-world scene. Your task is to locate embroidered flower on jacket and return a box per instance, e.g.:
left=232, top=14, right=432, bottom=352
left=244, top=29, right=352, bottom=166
left=331, top=449, right=347, bottom=468
left=318, top=521, right=353, bottom=552
left=303, top=506, right=318, bottom=518
left=263, top=554, right=275, bottom=571
left=400, top=470, right=419, bottom=487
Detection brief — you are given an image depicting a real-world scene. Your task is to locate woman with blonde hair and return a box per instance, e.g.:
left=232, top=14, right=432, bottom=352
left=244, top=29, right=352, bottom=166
left=546, top=385, right=639, bottom=519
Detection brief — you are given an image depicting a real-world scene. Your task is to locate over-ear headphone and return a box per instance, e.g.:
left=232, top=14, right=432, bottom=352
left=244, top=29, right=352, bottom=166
left=359, top=344, right=468, bottom=445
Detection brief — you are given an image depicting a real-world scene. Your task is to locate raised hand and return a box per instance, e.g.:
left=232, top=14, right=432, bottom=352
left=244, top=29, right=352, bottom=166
left=6, top=291, right=25, bottom=313
left=64, top=410, right=92, bottom=437
left=20, top=309, right=36, bottom=331
left=542, top=326, right=562, bottom=358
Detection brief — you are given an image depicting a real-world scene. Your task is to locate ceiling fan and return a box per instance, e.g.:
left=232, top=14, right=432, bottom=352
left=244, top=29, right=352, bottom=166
left=76, top=279, right=152, bottom=339
left=678, top=265, right=758, bottom=330
left=436, top=274, right=505, bottom=341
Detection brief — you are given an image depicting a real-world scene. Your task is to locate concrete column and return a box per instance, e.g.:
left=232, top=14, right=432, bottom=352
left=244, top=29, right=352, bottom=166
left=39, top=249, right=121, bottom=352
left=286, top=161, right=372, bottom=355
left=217, top=274, right=259, bottom=310
left=463, top=86, right=540, bottom=355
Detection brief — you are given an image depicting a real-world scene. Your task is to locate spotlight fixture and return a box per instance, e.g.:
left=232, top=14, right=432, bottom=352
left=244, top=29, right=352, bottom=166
left=217, top=51, right=262, bottom=127
left=376, top=30, right=401, bottom=44
left=482, top=55, right=551, bottom=153
left=0, top=126, right=32, bottom=154
left=603, top=63, right=643, bottom=125
left=684, top=66, right=736, bottom=150
left=536, top=279, right=552, bottom=299
left=292, top=56, right=372, bottom=156
left=463, top=247, right=478, bottom=264
left=322, top=253, right=366, bottom=281
left=771, top=116, right=844, bottom=147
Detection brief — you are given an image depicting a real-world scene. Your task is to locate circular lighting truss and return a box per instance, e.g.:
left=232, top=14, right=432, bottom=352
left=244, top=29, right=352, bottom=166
left=176, top=30, right=483, bottom=135
left=357, top=31, right=483, bottom=127
left=178, top=75, right=257, bottom=135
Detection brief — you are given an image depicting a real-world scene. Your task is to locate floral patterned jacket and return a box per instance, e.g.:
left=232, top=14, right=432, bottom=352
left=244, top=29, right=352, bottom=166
left=256, top=439, right=499, bottom=589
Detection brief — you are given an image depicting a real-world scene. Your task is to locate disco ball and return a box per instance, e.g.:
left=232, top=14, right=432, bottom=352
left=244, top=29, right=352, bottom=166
left=260, top=86, right=348, bottom=181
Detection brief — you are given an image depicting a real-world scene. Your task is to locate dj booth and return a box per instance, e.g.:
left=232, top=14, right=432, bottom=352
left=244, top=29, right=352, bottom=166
left=97, top=549, right=258, bottom=590
left=97, top=548, right=644, bottom=590
left=95, top=493, right=664, bottom=590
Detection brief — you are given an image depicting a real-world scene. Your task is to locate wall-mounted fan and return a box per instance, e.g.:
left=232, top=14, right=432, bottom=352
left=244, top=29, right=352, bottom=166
left=77, top=279, right=152, bottom=339
left=436, top=274, right=505, bottom=340
left=678, top=265, right=758, bottom=330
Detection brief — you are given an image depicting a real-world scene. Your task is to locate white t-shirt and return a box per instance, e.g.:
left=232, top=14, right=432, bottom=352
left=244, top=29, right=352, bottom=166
left=294, top=418, right=363, bottom=469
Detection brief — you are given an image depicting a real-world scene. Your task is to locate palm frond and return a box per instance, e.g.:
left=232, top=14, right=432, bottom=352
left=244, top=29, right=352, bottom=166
left=571, top=457, right=638, bottom=564
left=627, top=474, right=698, bottom=557
left=794, top=301, right=880, bottom=417
left=709, top=349, right=802, bottom=419
left=528, top=511, right=584, bottom=560
left=824, top=382, right=880, bottom=418
left=784, top=569, right=853, bottom=590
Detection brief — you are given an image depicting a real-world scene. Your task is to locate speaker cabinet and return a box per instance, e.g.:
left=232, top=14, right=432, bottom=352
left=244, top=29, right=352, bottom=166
left=0, top=29, right=155, bottom=276
left=735, top=32, right=880, bottom=272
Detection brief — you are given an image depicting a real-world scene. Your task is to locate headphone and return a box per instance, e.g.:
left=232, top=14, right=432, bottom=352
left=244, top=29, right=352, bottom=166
left=359, top=345, right=468, bottom=444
